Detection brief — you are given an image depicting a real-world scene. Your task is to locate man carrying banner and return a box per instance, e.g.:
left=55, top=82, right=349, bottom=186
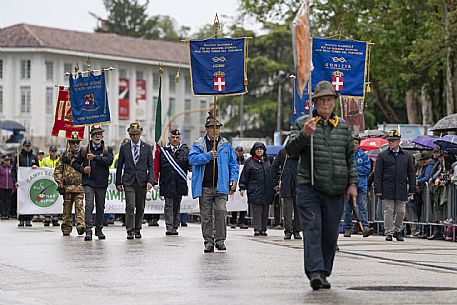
left=73, top=125, right=113, bottom=241
left=189, top=114, right=238, bottom=253
left=285, top=81, right=358, bottom=290
left=154, top=129, right=190, bottom=236
left=115, top=122, right=154, bottom=240
left=54, top=132, right=85, bottom=236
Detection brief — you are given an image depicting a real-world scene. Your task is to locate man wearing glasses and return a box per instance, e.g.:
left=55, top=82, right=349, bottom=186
left=374, top=130, right=416, bottom=241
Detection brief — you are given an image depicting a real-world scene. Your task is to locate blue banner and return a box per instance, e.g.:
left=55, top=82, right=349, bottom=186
left=69, top=72, right=111, bottom=126
left=189, top=38, right=246, bottom=96
left=290, top=37, right=368, bottom=126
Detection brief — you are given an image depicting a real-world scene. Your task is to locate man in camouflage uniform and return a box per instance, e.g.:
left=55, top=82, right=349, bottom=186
left=54, top=132, right=85, bottom=236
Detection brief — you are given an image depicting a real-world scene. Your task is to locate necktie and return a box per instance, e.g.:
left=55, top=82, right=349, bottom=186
left=133, top=144, right=139, bottom=164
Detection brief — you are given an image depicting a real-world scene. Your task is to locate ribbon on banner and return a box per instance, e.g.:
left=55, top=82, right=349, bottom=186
left=189, top=37, right=247, bottom=96
left=69, top=72, right=111, bottom=126
left=51, top=86, right=85, bottom=139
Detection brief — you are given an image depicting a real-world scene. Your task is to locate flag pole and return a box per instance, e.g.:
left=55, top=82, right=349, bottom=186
left=212, top=13, right=221, bottom=190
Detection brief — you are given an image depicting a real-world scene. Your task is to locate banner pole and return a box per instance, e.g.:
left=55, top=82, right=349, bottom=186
left=211, top=13, right=221, bottom=191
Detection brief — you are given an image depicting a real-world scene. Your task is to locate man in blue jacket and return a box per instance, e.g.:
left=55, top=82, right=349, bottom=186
left=343, top=134, right=374, bottom=237
left=189, top=114, right=238, bottom=253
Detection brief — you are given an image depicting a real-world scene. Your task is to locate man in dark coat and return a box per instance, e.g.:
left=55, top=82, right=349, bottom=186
left=73, top=125, right=114, bottom=241
left=285, top=81, right=358, bottom=290
left=271, top=148, right=301, bottom=240
left=116, top=122, right=154, bottom=240
left=374, top=130, right=416, bottom=242
left=11, top=140, right=39, bottom=227
left=154, top=129, right=190, bottom=236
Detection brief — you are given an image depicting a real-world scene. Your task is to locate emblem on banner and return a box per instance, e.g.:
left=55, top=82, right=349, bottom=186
left=332, top=71, right=344, bottom=91
left=213, top=71, right=226, bottom=92
left=83, top=94, right=95, bottom=107
left=29, top=178, right=59, bottom=208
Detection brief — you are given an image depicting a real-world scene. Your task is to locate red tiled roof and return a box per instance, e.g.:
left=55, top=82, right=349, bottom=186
left=0, top=23, right=186, bottom=64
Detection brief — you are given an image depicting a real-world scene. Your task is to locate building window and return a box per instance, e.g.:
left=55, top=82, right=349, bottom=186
left=119, top=69, right=127, bottom=78
left=45, top=87, right=54, bottom=114
left=169, top=74, right=176, bottom=93
left=0, top=60, right=3, bottom=79
left=183, top=129, right=191, bottom=145
left=0, top=86, right=3, bottom=113
left=184, top=99, right=191, bottom=121
left=153, top=72, right=160, bottom=91
left=20, top=60, right=31, bottom=79
left=64, top=63, right=73, bottom=74
left=168, top=97, right=175, bottom=117
left=200, top=100, right=207, bottom=124
left=136, top=70, right=144, bottom=80
left=45, top=61, right=53, bottom=81
left=20, top=86, right=31, bottom=113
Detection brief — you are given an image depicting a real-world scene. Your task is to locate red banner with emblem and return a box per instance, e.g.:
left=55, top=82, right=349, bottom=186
left=119, top=78, right=130, bottom=120
left=51, top=86, right=85, bottom=139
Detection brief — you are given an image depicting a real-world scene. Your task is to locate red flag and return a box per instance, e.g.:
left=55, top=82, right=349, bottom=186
left=52, top=86, right=85, bottom=139
left=154, top=144, right=160, bottom=183
left=293, top=0, right=311, bottom=97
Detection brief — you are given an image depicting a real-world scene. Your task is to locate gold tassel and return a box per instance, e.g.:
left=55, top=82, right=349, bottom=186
left=366, top=83, right=371, bottom=93
left=175, top=70, right=180, bottom=83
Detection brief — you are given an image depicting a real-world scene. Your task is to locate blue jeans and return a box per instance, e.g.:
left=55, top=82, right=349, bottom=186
left=344, top=188, right=369, bottom=229
left=296, top=184, right=344, bottom=279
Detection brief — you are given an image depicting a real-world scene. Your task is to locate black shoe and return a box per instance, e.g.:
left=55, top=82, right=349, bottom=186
left=165, top=231, right=173, bottom=236
left=284, top=232, right=292, bottom=240
left=385, top=234, right=393, bottom=241
left=25, top=220, right=32, bottom=227
left=293, top=232, right=302, bottom=239
left=393, top=232, right=404, bottom=241
left=204, top=244, right=214, bottom=253
left=151, top=219, right=159, bottom=227
left=52, top=221, right=60, bottom=227
left=362, top=227, right=375, bottom=237
left=18, top=220, right=25, bottom=227
left=95, top=230, right=106, bottom=240
left=239, top=223, right=249, bottom=229
left=84, top=233, right=92, bottom=241
left=254, top=230, right=260, bottom=236
left=77, top=228, right=85, bottom=235
left=215, top=243, right=226, bottom=251
left=134, top=232, right=142, bottom=239
left=260, top=231, right=268, bottom=236
left=321, top=277, right=331, bottom=289
left=44, top=221, right=50, bottom=227
left=172, top=231, right=178, bottom=235
left=310, top=275, right=323, bottom=291
left=180, top=222, right=188, bottom=227
left=127, top=232, right=134, bottom=240
left=230, top=224, right=237, bottom=229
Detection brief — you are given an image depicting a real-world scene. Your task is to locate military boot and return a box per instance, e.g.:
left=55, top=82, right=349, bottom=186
left=95, top=228, right=106, bottom=240
left=344, top=229, right=351, bottom=237
left=84, top=231, right=92, bottom=241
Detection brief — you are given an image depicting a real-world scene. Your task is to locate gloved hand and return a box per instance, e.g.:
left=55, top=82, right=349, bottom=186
left=61, top=155, right=71, bottom=164
left=153, top=185, right=160, bottom=191
left=57, top=187, right=65, bottom=195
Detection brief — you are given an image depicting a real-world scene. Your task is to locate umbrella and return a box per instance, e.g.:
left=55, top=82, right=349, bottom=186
left=360, top=130, right=388, bottom=139
left=366, top=143, right=389, bottom=160
left=433, top=135, right=457, bottom=151
left=400, top=139, right=429, bottom=150
left=412, top=135, right=437, bottom=149
left=430, top=113, right=457, bottom=131
left=359, top=138, right=388, bottom=151
left=0, top=120, right=26, bottom=131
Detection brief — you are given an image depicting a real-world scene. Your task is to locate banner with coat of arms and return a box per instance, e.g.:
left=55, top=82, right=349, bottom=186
left=188, top=37, right=247, bottom=96
left=51, top=86, right=85, bottom=139
left=291, top=37, right=370, bottom=133
left=69, top=72, right=111, bottom=126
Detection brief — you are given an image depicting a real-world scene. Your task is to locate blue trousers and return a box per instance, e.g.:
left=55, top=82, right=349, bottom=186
left=296, top=184, right=344, bottom=279
left=343, top=188, right=369, bottom=229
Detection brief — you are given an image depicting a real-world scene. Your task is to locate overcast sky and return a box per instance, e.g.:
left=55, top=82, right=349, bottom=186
left=0, top=0, right=261, bottom=35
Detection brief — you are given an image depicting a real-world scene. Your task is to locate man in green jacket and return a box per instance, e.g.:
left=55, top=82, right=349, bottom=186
left=285, top=80, right=358, bottom=291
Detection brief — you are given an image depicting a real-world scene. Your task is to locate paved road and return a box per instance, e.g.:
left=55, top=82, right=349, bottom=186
left=0, top=219, right=456, bottom=305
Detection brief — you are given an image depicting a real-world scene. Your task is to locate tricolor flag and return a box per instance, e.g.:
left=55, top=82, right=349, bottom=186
left=153, top=75, right=162, bottom=183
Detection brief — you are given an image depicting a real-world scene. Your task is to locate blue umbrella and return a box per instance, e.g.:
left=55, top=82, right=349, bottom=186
left=433, top=135, right=457, bottom=151
left=412, top=135, right=437, bottom=149
left=0, top=120, right=26, bottom=131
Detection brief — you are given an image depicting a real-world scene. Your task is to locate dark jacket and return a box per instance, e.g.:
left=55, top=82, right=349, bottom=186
left=239, top=143, right=275, bottom=205
left=374, top=148, right=416, bottom=201
left=11, top=149, right=39, bottom=183
left=271, top=148, right=298, bottom=198
left=115, top=140, right=154, bottom=187
left=285, top=113, right=358, bottom=196
left=73, top=141, right=113, bottom=188
left=0, top=163, right=15, bottom=190
left=158, top=144, right=190, bottom=197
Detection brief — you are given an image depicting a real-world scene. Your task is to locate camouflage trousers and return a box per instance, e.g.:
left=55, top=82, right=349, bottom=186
left=61, top=192, right=85, bottom=235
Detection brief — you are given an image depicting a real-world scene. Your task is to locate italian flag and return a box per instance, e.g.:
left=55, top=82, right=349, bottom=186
left=154, top=75, right=162, bottom=183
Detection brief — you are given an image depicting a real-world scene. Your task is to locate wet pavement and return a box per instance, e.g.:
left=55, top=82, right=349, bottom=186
left=0, top=219, right=456, bottom=305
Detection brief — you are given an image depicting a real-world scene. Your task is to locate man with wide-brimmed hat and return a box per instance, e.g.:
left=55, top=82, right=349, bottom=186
left=115, top=122, right=153, bottom=240
left=286, top=80, right=358, bottom=290
left=154, top=128, right=191, bottom=236
left=189, top=113, right=238, bottom=253
left=375, top=129, right=416, bottom=242
left=73, top=124, right=113, bottom=241
left=54, top=131, right=85, bottom=236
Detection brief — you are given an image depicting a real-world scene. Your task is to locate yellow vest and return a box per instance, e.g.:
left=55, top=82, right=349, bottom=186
left=42, top=156, right=60, bottom=168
